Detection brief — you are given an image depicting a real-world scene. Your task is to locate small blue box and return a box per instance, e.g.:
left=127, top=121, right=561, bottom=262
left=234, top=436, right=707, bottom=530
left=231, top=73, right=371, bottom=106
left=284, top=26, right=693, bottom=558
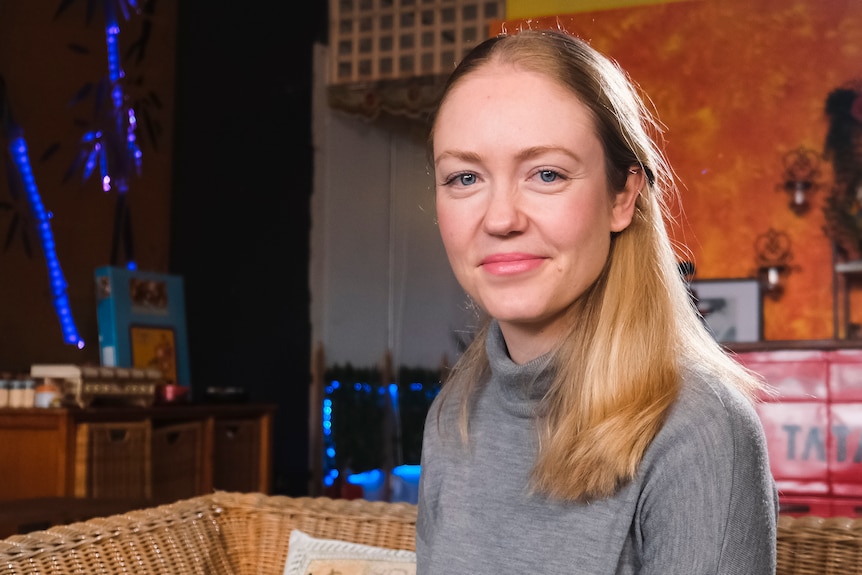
left=94, top=266, right=191, bottom=386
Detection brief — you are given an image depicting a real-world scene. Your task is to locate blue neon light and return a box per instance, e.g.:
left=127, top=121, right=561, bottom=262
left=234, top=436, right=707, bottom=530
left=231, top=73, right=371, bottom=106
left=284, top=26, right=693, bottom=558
left=10, top=136, right=83, bottom=347
left=98, top=2, right=143, bottom=190
left=392, top=464, right=422, bottom=481
left=347, top=468, right=384, bottom=486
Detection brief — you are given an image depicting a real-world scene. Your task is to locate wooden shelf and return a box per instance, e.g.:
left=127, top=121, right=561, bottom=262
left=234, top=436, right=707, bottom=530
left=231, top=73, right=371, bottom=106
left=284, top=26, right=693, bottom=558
left=0, top=403, right=276, bottom=503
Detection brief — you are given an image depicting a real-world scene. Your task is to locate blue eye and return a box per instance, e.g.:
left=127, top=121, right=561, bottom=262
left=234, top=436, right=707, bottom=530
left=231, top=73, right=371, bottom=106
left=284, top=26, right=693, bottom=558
left=539, top=170, right=558, bottom=183
left=459, top=173, right=477, bottom=186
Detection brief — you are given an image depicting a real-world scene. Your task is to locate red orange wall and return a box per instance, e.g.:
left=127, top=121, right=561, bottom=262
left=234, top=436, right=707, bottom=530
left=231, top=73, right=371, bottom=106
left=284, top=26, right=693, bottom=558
left=497, top=0, right=862, bottom=341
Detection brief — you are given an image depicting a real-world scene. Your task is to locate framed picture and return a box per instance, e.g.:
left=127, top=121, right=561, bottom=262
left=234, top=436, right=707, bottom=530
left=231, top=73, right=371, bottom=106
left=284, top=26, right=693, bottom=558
left=130, top=325, right=178, bottom=385
left=690, top=278, right=762, bottom=343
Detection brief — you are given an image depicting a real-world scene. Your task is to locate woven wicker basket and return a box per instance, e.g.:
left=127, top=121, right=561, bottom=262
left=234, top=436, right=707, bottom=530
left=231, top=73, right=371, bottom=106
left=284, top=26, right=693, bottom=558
left=777, top=514, right=862, bottom=575
left=0, top=491, right=417, bottom=575
left=1, top=491, right=859, bottom=574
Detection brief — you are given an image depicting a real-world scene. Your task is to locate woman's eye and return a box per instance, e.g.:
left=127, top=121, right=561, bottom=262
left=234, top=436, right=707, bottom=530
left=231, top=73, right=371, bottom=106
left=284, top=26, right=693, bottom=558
left=458, top=173, right=477, bottom=186
left=539, top=170, right=558, bottom=183
left=444, top=172, right=477, bottom=186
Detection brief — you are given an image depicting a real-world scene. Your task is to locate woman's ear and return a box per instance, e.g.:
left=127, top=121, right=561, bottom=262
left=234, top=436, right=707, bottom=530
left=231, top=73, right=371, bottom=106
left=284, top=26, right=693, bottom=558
left=610, top=167, right=645, bottom=232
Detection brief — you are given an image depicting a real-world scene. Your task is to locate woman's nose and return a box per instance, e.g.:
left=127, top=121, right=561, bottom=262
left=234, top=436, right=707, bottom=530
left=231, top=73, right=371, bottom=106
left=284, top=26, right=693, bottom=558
left=482, top=187, right=526, bottom=236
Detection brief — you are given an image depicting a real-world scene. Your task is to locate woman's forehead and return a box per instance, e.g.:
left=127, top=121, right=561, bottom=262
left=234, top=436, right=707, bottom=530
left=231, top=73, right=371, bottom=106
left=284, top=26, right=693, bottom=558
left=432, top=69, right=603, bottom=168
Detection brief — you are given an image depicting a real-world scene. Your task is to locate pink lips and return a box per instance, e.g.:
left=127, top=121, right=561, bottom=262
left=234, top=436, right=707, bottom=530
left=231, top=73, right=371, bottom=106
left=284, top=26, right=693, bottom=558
left=480, top=253, right=546, bottom=276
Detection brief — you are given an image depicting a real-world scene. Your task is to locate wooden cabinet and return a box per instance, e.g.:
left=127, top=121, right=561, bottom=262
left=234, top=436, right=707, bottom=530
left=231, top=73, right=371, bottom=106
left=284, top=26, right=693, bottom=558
left=0, top=403, right=275, bottom=503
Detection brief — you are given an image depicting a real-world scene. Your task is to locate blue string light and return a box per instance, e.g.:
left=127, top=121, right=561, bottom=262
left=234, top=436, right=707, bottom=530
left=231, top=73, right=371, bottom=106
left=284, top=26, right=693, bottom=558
left=9, top=136, right=83, bottom=348
left=99, top=1, right=143, bottom=192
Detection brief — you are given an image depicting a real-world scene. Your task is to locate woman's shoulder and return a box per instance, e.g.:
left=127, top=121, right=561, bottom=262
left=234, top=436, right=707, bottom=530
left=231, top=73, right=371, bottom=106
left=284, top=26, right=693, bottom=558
left=632, top=365, right=772, bottom=496
left=656, top=366, right=766, bottom=454
left=680, top=364, right=760, bottom=417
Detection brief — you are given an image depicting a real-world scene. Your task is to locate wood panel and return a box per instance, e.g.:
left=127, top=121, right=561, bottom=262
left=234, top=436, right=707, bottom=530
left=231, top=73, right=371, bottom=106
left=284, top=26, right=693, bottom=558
left=0, top=404, right=276, bottom=501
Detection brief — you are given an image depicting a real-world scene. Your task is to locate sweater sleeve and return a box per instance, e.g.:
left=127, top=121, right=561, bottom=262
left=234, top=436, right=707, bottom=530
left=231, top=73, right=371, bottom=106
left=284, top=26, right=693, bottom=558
left=415, top=398, right=442, bottom=574
left=634, top=381, right=778, bottom=575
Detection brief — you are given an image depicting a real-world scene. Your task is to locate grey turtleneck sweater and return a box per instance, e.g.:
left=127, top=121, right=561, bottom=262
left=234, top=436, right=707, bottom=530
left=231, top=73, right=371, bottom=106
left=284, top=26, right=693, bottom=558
left=416, top=322, right=778, bottom=574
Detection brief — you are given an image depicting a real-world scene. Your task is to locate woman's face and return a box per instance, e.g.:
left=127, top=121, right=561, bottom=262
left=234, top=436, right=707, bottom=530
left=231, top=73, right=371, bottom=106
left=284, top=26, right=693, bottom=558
left=433, top=63, right=639, bottom=362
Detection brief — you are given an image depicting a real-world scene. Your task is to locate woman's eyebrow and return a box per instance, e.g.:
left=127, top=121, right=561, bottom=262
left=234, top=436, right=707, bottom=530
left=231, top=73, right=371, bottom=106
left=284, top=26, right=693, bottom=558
left=515, top=145, right=581, bottom=164
left=434, top=149, right=482, bottom=167
left=435, top=146, right=580, bottom=166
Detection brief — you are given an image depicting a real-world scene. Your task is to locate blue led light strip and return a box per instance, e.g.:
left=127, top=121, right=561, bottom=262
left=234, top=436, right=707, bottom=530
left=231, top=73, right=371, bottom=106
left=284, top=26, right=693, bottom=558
left=9, top=136, right=83, bottom=347
left=110, top=2, right=142, bottom=180
left=94, top=2, right=141, bottom=198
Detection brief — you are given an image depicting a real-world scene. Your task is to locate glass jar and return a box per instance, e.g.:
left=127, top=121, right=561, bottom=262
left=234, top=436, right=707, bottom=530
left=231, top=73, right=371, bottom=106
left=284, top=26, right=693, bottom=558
left=21, top=379, right=36, bottom=408
left=8, top=380, right=24, bottom=408
left=34, top=378, right=62, bottom=408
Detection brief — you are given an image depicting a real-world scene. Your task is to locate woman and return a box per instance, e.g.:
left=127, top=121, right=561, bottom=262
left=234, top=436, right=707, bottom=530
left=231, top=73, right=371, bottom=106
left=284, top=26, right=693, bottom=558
left=417, top=28, right=777, bottom=574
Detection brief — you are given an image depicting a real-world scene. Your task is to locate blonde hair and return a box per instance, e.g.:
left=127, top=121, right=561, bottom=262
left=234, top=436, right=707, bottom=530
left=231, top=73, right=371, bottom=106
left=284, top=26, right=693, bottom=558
left=431, top=29, right=764, bottom=502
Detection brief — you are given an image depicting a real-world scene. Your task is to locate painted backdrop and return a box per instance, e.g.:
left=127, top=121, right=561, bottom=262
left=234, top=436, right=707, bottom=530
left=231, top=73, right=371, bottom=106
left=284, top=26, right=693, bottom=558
left=500, top=0, right=861, bottom=340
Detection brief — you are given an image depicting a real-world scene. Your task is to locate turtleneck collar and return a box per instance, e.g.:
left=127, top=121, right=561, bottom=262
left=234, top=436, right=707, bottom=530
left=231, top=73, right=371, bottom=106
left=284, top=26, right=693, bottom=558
left=485, top=320, right=555, bottom=418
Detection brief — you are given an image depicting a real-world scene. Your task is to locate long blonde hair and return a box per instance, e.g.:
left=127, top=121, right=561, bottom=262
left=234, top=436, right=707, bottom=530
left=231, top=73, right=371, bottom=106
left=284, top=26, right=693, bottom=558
left=430, top=29, right=764, bottom=502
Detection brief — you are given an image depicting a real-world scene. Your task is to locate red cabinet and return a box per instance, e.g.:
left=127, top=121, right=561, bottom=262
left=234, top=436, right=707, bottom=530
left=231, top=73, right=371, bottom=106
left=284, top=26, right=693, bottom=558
left=734, top=346, right=862, bottom=517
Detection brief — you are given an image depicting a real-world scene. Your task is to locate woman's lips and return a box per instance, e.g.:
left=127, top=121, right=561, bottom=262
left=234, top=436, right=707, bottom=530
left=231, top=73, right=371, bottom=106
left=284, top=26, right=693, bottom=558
left=480, top=253, right=546, bottom=276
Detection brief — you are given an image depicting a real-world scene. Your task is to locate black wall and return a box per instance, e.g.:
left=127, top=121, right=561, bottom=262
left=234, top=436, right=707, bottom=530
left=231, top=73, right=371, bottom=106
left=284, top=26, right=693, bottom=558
left=170, top=3, right=327, bottom=495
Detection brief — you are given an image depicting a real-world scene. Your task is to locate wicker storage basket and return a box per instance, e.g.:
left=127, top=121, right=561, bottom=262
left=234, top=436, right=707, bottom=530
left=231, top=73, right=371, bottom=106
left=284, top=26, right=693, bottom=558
left=213, top=419, right=261, bottom=491
left=151, top=421, right=203, bottom=502
left=777, top=514, right=862, bottom=575
left=75, top=420, right=151, bottom=499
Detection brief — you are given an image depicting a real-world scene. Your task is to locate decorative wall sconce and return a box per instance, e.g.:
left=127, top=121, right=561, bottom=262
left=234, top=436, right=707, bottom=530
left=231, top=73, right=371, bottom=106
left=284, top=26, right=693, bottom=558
left=778, top=146, right=822, bottom=215
left=755, top=228, right=795, bottom=300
